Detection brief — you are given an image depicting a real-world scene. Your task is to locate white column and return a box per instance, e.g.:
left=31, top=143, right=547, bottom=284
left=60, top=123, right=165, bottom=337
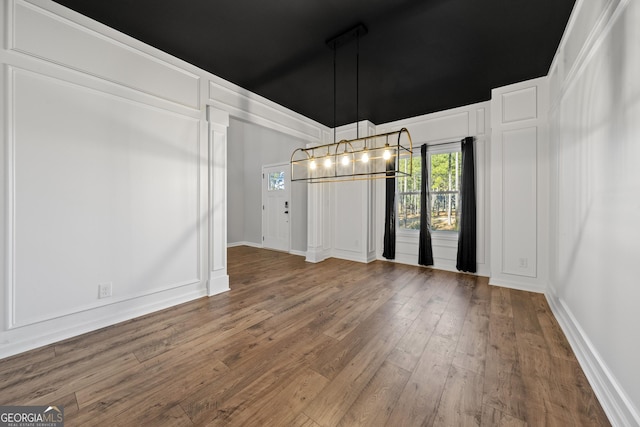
left=305, top=181, right=328, bottom=263
left=208, top=107, right=230, bottom=295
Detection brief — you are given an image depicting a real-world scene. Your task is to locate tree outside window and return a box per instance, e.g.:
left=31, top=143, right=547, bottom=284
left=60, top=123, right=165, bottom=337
left=397, top=146, right=461, bottom=232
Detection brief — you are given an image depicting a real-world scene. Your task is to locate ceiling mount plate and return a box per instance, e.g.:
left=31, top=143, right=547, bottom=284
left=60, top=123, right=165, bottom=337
left=326, top=23, right=368, bottom=50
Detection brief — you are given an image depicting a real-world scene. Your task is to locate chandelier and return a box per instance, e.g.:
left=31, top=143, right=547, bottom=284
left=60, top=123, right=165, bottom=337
left=291, top=128, right=412, bottom=182
left=291, top=24, right=413, bottom=183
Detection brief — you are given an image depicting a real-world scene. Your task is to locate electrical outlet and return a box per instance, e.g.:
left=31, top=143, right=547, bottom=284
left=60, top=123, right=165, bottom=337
left=98, top=282, right=112, bottom=299
left=518, top=258, right=528, bottom=268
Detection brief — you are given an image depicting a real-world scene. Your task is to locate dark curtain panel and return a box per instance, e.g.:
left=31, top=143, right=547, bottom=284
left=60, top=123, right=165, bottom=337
left=418, top=144, right=434, bottom=266
left=456, top=136, right=477, bottom=273
left=382, top=159, right=396, bottom=259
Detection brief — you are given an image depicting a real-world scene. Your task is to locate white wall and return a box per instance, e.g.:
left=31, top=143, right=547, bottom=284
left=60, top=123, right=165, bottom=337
left=546, top=0, right=640, bottom=425
left=227, top=118, right=311, bottom=254
left=0, top=0, right=326, bottom=358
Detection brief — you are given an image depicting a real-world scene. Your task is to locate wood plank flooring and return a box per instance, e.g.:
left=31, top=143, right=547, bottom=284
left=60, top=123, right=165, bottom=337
left=0, top=246, right=610, bottom=426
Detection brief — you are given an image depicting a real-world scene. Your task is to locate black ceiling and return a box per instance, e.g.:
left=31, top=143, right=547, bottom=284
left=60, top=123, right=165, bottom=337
left=52, top=0, right=575, bottom=128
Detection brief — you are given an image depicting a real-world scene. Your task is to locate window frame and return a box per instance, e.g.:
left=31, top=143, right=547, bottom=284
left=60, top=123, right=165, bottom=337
left=396, top=141, right=461, bottom=236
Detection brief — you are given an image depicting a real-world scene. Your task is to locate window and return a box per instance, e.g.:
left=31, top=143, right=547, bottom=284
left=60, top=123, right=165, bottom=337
left=397, top=144, right=462, bottom=232
left=267, top=171, right=285, bottom=191
left=397, top=157, right=421, bottom=230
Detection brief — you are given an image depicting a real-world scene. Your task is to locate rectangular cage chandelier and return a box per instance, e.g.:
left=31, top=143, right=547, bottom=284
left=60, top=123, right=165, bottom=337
left=291, top=127, right=413, bottom=183
left=290, top=23, right=413, bottom=183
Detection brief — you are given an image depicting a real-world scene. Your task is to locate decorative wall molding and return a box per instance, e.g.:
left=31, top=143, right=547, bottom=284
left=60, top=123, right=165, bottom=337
left=12, top=0, right=201, bottom=109
left=546, top=0, right=639, bottom=424
left=501, top=87, right=537, bottom=123
left=490, top=77, right=548, bottom=291
left=548, top=0, right=628, bottom=110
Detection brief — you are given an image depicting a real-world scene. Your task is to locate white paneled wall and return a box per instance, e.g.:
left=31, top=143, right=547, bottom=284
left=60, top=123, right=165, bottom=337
left=376, top=103, right=490, bottom=275
left=546, top=0, right=640, bottom=425
left=306, top=121, right=377, bottom=264
left=0, top=0, right=213, bottom=357
left=10, top=68, right=202, bottom=327
left=490, top=77, right=549, bottom=292
left=0, top=0, right=326, bottom=358
left=306, top=103, right=490, bottom=274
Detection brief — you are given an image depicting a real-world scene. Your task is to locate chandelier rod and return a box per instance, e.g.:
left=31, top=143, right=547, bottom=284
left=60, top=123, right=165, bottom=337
left=356, top=28, right=359, bottom=140
left=333, top=44, right=338, bottom=143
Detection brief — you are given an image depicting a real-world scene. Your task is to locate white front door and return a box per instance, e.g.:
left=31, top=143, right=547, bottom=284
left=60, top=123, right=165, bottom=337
left=262, top=164, right=290, bottom=252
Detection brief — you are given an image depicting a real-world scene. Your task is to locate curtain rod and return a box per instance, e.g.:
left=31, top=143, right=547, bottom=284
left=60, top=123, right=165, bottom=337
left=414, top=138, right=464, bottom=149
left=423, top=138, right=466, bottom=147
left=404, top=137, right=468, bottom=154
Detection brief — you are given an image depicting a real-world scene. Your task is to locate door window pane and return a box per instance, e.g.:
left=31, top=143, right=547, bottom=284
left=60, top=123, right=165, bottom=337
left=268, top=171, right=285, bottom=191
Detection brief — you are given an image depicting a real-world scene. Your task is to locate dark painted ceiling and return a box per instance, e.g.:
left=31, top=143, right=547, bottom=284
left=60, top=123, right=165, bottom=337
left=53, top=0, right=575, bottom=128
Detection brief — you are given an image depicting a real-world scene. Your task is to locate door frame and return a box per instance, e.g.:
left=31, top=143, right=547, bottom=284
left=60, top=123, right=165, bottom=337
left=261, top=162, right=292, bottom=252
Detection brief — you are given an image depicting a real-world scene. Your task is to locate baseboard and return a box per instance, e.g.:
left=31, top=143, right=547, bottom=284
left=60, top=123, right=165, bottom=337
left=227, top=241, right=263, bottom=249
left=376, top=254, right=491, bottom=278
left=488, top=276, right=546, bottom=293
left=545, top=291, right=640, bottom=427
left=0, top=284, right=206, bottom=359
left=331, top=249, right=373, bottom=264
left=305, top=247, right=330, bottom=263
left=228, top=243, right=307, bottom=259
left=208, top=273, right=230, bottom=296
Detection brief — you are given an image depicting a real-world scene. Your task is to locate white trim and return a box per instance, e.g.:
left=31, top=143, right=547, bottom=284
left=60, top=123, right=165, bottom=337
left=289, top=249, right=306, bottom=258
left=305, top=247, right=330, bottom=264
left=330, top=248, right=375, bottom=264
left=548, top=0, right=628, bottom=110
left=378, top=254, right=490, bottom=278
left=0, top=284, right=206, bottom=359
left=488, top=276, right=545, bottom=294
left=208, top=272, right=230, bottom=297
left=227, top=241, right=263, bottom=249
left=545, top=291, right=640, bottom=427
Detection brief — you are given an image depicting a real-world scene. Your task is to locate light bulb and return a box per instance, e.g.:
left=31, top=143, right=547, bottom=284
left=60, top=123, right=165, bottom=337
left=383, top=149, right=391, bottom=160
left=341, top=154, right=350, bottom=166
left=324, top=157, right=332, bottom=168
left=361, top=151, right=369, bottom=163
left=309, top=159, right=317, bottom=170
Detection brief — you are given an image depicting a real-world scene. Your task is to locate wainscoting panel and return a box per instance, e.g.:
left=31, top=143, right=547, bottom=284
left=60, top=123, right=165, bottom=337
left=501, top=86, right=538, bottom=123
left=501, top=127, right=537, bottom=277
left=490, top=77, right=548, bottom=292
left=9, top=67, right=201, bottom=328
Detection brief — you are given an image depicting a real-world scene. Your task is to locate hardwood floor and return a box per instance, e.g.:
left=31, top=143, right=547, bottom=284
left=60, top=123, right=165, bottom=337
left=0, top=246, right=610, bottom=426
